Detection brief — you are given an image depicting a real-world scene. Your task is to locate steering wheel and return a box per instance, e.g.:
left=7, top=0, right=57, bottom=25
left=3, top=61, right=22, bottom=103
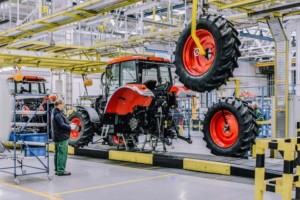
left=156, top=81, right=172, bottom=91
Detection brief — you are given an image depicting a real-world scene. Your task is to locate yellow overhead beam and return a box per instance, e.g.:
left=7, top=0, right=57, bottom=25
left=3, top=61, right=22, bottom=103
left=256, top=58, right=295, bottom=67
left=206, top=0, right=254, bottom=13
left=0, top=0, right=142, bottom=46
left=8, top=41, right=93, bottom=52
left=58, top=49, right=154, bottom=59
left=214, top=0, right=270, bottom=10
left=255, top=61, right=275, bottom=67
left=38, top=22, right=60, bottom=29
left=4, top=27, right=180, bottom=58
left=0, top=53, right=107, bottom=74
left=283, top=10, right=300, bottom=17
left=94, top=27, right=181, bottom=48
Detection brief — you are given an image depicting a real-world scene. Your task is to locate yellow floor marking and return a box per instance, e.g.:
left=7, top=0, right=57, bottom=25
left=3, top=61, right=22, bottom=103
left=143, top=166, right=161, bottom=170
left=166, top=144, right=207, bottom=149
left=0, top=181, right=62, bottom=200
left=113, top=162, right=135, bottom=166
left=55, top=174, right=174, bottom=195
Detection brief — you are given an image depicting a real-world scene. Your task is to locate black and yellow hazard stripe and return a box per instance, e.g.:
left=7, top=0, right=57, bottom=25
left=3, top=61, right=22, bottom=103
left=295, top=145, right=300, bottom=199
left=4, top=140, right=282, bottom=179
left=191, top=119, right=201, bottom=131
left=254, top=138, right=300, bottom=200
left=73, top=148, right=280, bottom=178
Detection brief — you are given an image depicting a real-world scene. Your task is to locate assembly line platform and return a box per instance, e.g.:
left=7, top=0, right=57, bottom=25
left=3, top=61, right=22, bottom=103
left=74, top=131, right=284, bottom=179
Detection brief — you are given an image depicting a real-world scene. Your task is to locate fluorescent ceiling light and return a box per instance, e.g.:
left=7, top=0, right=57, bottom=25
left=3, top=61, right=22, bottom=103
left=2, top=67, right=14, bottom=72
left=173, top=9, right=186, bottom=15
left=145, top=14, right=162, bottom=20
left=110, top=19, right=115, bottom=27
left=85, top=15, right=114, bottom=26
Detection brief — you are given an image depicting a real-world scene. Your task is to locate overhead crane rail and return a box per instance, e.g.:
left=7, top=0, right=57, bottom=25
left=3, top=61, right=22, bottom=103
left=0, top=53, right=107, bottom=74
left=0, top=0, right=142, bottom=47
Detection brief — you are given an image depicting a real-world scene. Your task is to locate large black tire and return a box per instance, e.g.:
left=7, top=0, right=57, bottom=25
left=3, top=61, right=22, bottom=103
left=108, top=135, right=125, bottom=147
left=174, top=15, right=241, bottom=92
left=203, top=97, right=258, bottom=157
left=108, top=135, right=137, bottom=148
left=68, top=110, right=94, bottom=148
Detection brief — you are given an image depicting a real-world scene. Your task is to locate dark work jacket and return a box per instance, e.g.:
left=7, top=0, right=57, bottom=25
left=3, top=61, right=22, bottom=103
left=51, top=108, right=71, bottom=142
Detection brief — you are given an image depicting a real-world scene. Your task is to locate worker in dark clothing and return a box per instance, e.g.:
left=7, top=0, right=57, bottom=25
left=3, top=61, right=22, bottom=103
left=251, top=102, right=264, bottom=138
left=51, top=99, right=74, bottom=176
left=252, top=102, right=264, bottom=122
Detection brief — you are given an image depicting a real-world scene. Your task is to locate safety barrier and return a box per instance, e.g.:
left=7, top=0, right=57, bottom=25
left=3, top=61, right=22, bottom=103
left=191, top=119, right=201, bottom=131
left=254, top=137, right=300, bottom=200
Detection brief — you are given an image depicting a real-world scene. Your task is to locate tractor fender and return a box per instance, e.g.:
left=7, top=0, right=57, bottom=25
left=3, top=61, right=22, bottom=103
left=104, top=84, right=154, bottom=115
left=169, top=85, right=190, bottom=96
left=76, top=105, right=100, bottom=123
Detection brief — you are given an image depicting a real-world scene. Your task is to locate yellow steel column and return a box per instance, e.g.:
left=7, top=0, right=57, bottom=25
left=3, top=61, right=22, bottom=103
left=191, top=0, right=206, bottom=56
left=191, top=96, right=197, bottom=119
left=235, top=79, right=240, bottom=98
left=229, top=78, right=240, bottom=98
left=296, top=145, right=300, bottom=199
left=96, top=52, right=100, bottom=62
left=254, top=142, right=266, bottom=200
left=150, top=7, right=156, bottom=33
left=281, top=143, right=295, bottom=200
left=285, top=37, right=289, bottom=138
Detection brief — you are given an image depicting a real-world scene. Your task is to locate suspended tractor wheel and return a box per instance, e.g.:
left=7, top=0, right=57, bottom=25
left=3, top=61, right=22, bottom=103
left=68, top=110, right=94, bottom=148
left=203, top=97, right=258, bottom=157
left=174, top=15, right=241, bottom=92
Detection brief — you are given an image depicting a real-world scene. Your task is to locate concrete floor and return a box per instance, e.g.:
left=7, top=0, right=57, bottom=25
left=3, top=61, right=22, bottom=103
left=0, top=155, right=281, bottom=200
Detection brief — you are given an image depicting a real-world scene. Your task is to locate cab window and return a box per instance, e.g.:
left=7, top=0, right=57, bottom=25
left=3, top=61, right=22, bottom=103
left=120, top=61, right=137, bottom=85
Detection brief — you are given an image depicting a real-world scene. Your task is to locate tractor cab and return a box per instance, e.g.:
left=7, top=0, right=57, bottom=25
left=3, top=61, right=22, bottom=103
left=104, top=56, right=174, bottom=94
left=7, top=76, right=46, bottom=95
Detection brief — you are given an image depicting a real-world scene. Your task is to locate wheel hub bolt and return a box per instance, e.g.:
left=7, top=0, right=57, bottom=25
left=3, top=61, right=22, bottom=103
left=223, top=124, right=230, bottom=133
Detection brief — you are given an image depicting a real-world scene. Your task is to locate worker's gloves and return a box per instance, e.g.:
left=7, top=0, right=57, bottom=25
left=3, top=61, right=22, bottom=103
left=70, top=123, right=77, bottom=130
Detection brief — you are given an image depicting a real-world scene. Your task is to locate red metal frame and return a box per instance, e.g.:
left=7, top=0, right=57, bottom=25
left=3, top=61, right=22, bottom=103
left=108, top=56, right=170, bottom=65
left=7, top=76, right=46, bottom=82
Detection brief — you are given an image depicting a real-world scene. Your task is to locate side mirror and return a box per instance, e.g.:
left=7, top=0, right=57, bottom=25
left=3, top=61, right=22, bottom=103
left=173, top=75, right=178, bottom=84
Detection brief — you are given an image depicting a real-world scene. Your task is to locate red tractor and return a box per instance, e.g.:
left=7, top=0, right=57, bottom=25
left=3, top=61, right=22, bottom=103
left=7, top=76, right=56, bottom=135
left=68, top=15, right=258, bottom=157
left=7, top=76, right=47, bottom=96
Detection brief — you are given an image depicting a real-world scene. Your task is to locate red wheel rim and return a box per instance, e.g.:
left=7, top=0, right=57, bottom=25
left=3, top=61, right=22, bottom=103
left=210, top=110, right=239, bottom=148
left=113, top=135, right=124, bottom=145
left=183, top=29, right=216, bottom=76
left=70, top=118, right=81, bottom=139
